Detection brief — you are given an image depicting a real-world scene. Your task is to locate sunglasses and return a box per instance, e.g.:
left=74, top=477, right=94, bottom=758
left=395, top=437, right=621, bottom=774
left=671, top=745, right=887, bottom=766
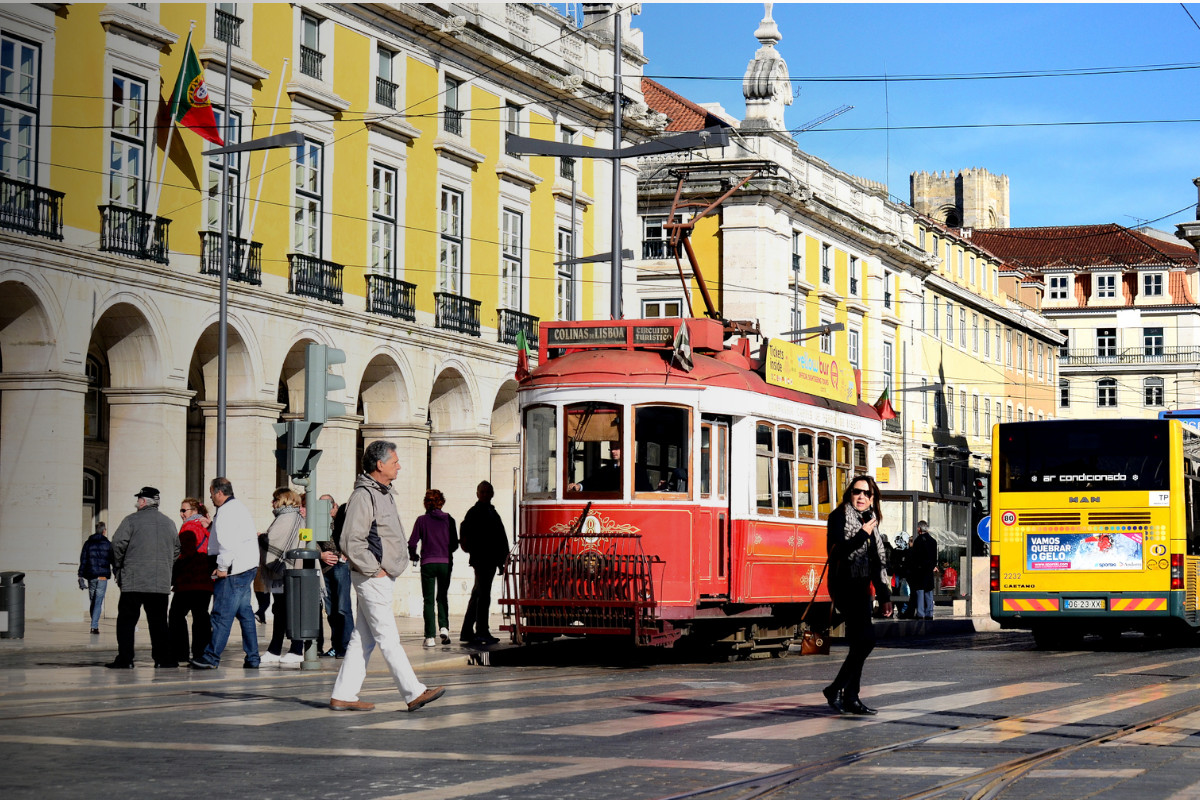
left=179, top=508, right=192, bottom=514
left=851, top=488, right=873, bottom=498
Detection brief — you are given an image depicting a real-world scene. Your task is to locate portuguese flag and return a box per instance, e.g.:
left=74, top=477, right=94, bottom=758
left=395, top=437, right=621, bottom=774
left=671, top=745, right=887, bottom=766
left=169, top=42, right=224, bottom=145
left=515, top=329, right=531, bottom=382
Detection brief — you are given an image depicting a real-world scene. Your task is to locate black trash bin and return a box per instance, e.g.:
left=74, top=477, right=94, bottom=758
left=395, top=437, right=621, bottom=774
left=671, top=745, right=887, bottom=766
left=284, top=548, right=321, bottom=642
left=0, top=571, right=26, bottom=639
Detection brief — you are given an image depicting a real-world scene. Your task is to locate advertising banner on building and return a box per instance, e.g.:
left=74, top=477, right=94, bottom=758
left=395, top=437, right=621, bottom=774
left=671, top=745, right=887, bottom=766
left=1025, top=532, right=1143, bottom=571
left=764, top=338, right=858, bottom=406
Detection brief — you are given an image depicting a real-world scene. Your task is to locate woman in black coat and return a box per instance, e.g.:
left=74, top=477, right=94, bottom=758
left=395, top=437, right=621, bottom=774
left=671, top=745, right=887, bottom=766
left=823, top=474, right=892, bottom=715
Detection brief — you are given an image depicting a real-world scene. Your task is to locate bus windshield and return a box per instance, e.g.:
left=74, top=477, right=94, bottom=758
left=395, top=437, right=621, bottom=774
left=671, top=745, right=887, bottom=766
left=997, top=420, right=1170, bottom=492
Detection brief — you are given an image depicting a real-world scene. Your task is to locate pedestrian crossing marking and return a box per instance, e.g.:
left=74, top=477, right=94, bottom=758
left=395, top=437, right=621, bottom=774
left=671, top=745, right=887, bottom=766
left=712, top=682, right=1075, bottom=741
left=191, top=674, right=696, bottom=727
left=934, top=681, right=1200, bottom=744
left=1105, top=710, right=1200, bottom=747
left=538, top=681, right=948, bottom=737
left=1101, top=655, right=1200, bottom=676
left=356, top=679, right=814, bottom=732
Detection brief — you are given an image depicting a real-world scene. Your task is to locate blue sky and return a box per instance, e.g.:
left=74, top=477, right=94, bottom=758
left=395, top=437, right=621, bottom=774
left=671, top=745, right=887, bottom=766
left=631, top=3, right=1200, bottom=231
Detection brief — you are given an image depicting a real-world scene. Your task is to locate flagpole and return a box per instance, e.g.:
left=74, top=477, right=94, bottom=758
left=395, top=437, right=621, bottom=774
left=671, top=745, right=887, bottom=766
left=146, top=20, right=195, bottom=253
left=241, top=57, right=289, bottom=274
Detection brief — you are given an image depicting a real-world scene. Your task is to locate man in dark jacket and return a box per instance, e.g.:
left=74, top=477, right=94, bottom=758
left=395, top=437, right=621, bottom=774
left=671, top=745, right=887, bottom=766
left=78, top=522, right=113, bottom=635
left=108, top=487, right=180, bottom=668
left=909, top=520, right=939, bottom=621
left=458, top=481, right=509, bottom=646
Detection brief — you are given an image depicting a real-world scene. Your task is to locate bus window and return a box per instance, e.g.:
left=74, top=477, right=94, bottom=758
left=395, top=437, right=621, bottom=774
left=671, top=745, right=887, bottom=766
left=523, top=405, right=557, bottom=498
left=700, top=423, right=712, bottom=497
left=796, top=431, right=814, bottom=516
left=997, top=419, right=1169, bottom=492
left=777, top=426, right=795, bottom=516
left=564, top=403, right=622, bottom=497
left=756, top=422, right=774, bottom=514
left=818, top=434, right=834, bottom=518
left=634, top=405, right=689, bottom=495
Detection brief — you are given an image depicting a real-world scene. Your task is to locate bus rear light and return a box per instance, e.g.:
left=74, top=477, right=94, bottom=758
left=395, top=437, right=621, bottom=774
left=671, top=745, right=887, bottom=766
left=1171, top=554, right=1184, bottom=590
left=990, top=555, right=1000, bottom=592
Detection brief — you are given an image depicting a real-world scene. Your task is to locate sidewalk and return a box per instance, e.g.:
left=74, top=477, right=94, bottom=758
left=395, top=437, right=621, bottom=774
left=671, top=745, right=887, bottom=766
left=0, top=613, right=478, bottom=672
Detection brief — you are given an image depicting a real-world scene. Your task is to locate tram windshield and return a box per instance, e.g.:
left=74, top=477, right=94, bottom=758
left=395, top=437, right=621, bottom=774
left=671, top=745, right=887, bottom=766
left=564, top=403, right=623, bottom=497
left=635, top=405, right=690, bottom=495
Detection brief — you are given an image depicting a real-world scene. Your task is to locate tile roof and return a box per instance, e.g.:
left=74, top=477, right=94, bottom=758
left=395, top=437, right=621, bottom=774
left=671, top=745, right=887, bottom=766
left=641, top=77, right=733, bottom=133
left=968, top=223, right=1197, bottom=271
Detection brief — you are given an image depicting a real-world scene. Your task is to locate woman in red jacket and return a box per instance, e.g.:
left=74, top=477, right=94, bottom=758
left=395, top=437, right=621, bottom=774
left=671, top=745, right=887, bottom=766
left=169, top=498, right=214, bottom=663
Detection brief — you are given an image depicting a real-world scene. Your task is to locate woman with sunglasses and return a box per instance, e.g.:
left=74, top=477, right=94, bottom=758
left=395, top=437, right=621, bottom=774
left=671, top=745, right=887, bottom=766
left=822, top=474, right=892, bottom=715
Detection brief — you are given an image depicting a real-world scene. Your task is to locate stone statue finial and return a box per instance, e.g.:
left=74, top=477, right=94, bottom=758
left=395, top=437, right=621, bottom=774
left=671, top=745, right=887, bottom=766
left=743, top=1, right=791, bottom=132
left=755, top=2, right=781, bottom=46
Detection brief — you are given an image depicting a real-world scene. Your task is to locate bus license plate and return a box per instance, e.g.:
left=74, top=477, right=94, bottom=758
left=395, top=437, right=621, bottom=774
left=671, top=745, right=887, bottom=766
left=1066, top=598, right=1105, bottom=610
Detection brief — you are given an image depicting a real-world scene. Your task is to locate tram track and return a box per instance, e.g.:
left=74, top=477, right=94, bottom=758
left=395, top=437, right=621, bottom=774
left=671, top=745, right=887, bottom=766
left=652, top=684, right=1200, bottom=800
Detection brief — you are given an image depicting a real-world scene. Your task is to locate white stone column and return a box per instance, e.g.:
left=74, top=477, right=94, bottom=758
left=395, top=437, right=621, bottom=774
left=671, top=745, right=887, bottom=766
left=430, top=431, right=494, bottom=617
left=0, top=372, right=88, bottom=621
left=489, top=441, right=521, bottom=540
left=104, top=387, right=193, bottom=525
left=200, top=400, right=284, bottom=530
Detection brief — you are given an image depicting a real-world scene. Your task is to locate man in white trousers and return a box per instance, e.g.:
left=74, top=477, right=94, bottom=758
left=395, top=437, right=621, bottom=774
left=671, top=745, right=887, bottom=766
left=329, top=440, right=445, bottom=712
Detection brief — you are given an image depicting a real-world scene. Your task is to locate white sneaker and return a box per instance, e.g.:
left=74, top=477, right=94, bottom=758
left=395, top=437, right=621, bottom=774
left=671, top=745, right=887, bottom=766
left=259, top=652, right=281, bottom=666
left=279, top=653, right=304, bottom=667
left=423, top=637, right=437, bottom=648
left=438, top=627, right=451, bottom=645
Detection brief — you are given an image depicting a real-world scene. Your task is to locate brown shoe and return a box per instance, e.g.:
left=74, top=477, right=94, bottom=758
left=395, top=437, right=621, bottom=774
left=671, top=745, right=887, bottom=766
left=407, top=686, right=445, bottom=712
left=329, top=697, right=375, bottom=712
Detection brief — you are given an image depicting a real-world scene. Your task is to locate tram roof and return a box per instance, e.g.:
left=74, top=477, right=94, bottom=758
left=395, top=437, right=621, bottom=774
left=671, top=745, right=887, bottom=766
left=524, top=327, right=881, bottom=421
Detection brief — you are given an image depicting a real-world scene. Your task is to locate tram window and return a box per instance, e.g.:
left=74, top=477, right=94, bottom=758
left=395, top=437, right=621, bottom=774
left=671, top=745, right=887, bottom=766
left=700, top=424, right=712, bottom=497
left=817, top=434, right=835, bottom=518
left=854, top=442, right=868, bottom=476
left=564, top=403, right=623, bottom=497
left=756, top=422, right=774, bottom=513
left=836, top=437, right=852, bottom=498
left=523, top=405, right=557, bottom=498
left=718, top=424, right=728, bottom=497
left=777, top=427, right=796, bottom=516
left=796, top=431, right=814, bottom=516
left=634, top=405, right=689, bottom=495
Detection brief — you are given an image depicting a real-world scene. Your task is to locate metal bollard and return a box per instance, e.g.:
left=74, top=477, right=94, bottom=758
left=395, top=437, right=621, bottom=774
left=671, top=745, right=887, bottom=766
left=0, top=571, right=26, bottom=639
left=285, top=549, right=321, bottom=669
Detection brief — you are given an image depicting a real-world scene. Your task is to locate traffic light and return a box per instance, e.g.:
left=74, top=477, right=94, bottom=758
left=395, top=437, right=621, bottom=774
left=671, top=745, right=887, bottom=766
left=972, top=476, right=989, bottom=516
left=273, top=419, right=325, bottom=481
left=304, top=343, right=346, bottom=425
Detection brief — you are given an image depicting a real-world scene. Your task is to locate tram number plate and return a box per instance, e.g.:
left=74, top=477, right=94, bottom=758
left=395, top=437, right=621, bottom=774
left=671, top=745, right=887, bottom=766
left=1065, top=598, right=1105, bottom=610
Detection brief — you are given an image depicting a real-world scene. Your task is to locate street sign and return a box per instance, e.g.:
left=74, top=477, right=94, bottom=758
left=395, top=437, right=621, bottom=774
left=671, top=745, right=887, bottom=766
left=978, top=515, right=992, bottom=544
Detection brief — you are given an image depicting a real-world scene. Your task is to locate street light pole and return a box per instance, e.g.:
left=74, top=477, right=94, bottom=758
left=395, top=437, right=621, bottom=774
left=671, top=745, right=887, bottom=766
left=611, top=8, right=623, bottom=319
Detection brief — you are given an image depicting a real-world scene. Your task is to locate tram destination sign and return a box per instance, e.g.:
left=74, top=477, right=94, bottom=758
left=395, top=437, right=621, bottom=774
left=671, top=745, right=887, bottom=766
left=764, top=338, right=858, bottom=406
left=546, top=324, right=676, bottom=348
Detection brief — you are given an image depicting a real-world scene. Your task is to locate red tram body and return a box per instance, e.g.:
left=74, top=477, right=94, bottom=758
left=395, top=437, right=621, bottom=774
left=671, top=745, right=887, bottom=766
left=500, top=318, right=883, bottom=652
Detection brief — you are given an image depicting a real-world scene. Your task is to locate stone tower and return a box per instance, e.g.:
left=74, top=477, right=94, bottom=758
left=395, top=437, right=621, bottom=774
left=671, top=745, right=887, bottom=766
left=910, top=168, right=1010, bottom=229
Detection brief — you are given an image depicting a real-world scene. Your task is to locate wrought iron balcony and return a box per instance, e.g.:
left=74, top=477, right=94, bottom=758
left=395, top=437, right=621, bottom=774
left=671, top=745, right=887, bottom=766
left=435, top=292, right=481, bottom=337
left=850, top=276, right=858, bottom=296
left=99, top=204, right=169, bottom=264
left=443, top=107, right=463, bottom=136
left=883, top=291, right=892, bottom=310
left=1059, top=346, right=1200, bottom=366
left=366, top=273, right=416, bottom=321
left=299, top=45, right=324, bottom=79
left=884, top=417, right=901, bottom=433
left=560, top=156, right=575, bottom=181
left=791, top=253, right=801, bottom=272
left=642, top=238, right=681, bottom=260
left=199, top=231, right=262, bottom=285
left=288, top=253, right=343, bottom=304
left=375, top=76, right=397, bottom=108
left=214, top=8, right=242, bottom=47
left=498, top=308, right=539, bottom=349
left=821, top=265, right=831, bottom=284
left=0, top=175, right=64, bottom=240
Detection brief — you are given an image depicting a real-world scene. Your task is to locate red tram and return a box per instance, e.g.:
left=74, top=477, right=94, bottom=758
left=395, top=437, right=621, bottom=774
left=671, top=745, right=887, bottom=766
left=500, top=317, right=883, bottom=653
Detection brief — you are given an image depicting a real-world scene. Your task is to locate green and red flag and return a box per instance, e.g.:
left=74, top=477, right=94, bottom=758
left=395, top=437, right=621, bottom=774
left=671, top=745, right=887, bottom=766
left=874, top=387, right=898, bottom=420
left=515, top=329, right=532, bottom=382
left=169, top=42, right=223, bottom=145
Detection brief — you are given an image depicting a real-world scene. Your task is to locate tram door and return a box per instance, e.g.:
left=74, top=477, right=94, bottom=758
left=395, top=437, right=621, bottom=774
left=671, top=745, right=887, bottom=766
left=697, top=418, right=730, bottom=598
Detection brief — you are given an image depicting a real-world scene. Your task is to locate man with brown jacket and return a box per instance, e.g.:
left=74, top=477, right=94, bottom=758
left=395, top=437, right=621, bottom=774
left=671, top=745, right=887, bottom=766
left=328, top=440, right=444, bottom=712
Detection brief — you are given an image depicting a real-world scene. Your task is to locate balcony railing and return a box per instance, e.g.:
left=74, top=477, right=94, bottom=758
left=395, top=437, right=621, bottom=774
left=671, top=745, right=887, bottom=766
left=435, top=292, right=481, bottom=337
left=560, top=156, right=575, bottom=181
left=849, top=276, right=858, bottom=296
left=199, top=231, right=262, bottom=285
left=214, top=8, right=242, bottom=47
left=642, top=239, right=682, bottom=260
left=299, top=45, right=324, bottom=79
left=1059, top=346, right=1200, bottom=366
left=821, top=265, right=831, bottom=284
left=0, top=175, right=64, bottom=240
left=288, top=253, right=343, bottom=304
left=884, top=417, right=902, bottom=434
left=99, top=204, right=169, bottom=264
left=375, top=76, right=397, bottom=108
left=365, top=273, right=416, bottom=321
left=883, top=291, right=892, bottom=310
left=791, top=253, right=801, bottom=272
left=443, top=107, right=463, bottom=136
left=498, top=308, right=539, bottom=349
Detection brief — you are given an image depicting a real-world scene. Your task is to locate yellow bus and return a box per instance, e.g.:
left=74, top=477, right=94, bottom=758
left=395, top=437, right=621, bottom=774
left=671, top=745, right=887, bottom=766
left=990, top=418, right=1200, bottom=648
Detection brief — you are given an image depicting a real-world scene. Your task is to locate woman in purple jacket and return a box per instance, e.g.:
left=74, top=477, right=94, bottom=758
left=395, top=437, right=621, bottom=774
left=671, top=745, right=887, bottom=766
left=408, top=489, right=458, bottom=647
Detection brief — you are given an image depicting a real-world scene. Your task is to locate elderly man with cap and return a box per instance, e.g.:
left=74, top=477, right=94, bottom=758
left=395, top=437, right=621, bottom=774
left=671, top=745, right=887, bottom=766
left=108, top=486, right=180, bottom=668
